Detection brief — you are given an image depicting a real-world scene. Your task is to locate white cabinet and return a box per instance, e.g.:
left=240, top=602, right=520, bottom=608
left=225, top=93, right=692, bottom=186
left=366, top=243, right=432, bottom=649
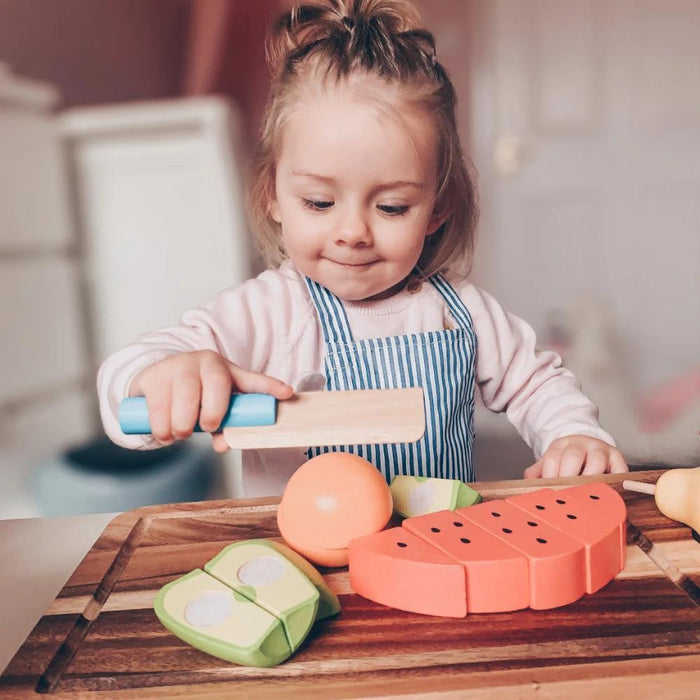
left=0, top=67, right=93, bottom=517
left=0, top=67, right=253, bottom=517
left=60, top=97, right=253, bottom=362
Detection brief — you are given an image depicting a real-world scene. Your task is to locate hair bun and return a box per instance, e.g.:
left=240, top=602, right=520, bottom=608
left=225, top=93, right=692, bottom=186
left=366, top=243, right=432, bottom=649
left=348, top=0, right=422, bottom=33
left=266, top=0, right=425, bottom=78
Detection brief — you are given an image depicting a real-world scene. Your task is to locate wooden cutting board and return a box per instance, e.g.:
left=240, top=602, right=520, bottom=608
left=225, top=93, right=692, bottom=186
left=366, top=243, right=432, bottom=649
left=2, top=470, right=699, bottom=698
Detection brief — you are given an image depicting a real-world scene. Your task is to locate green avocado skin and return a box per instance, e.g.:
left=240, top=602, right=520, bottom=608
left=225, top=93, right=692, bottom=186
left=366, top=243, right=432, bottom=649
left=153, top=570, right=291, bottom=667
left=455, top=481, right=483, bottom=508
left=154, top=540, right=342, bottom=666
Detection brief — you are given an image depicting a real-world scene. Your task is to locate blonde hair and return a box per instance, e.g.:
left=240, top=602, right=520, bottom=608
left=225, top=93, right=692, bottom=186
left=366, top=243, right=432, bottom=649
left=247, top=0, right=479, bottom=279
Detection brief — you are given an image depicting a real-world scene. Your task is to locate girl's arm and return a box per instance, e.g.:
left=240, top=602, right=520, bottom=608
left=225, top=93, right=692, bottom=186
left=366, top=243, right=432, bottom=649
left=97, top=268, right=308, bottom=450
left=464, top=285, right=621, bottom=470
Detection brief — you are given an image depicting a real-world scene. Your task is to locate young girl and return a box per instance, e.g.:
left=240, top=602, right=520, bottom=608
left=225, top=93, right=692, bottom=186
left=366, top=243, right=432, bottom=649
left=98, top=0, right=627, bottom=496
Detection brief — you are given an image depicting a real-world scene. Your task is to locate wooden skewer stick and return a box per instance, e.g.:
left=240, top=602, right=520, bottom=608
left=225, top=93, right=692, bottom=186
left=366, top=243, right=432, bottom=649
left=622, top=480, right=657, bottom=495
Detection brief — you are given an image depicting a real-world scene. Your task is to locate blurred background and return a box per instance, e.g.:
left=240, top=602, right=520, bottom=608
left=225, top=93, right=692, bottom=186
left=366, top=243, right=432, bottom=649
left=0, top=0, right=698, bottom=519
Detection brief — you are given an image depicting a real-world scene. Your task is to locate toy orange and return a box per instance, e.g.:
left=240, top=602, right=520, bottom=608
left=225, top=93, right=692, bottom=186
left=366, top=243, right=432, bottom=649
left=277, top=452, right=392, bottom=567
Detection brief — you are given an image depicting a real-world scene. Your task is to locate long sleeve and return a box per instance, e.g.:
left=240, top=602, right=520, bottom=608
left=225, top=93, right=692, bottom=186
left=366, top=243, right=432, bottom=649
left=96, top=264, right=320, bottom=450
left=463, top=285, right=616, bottom=459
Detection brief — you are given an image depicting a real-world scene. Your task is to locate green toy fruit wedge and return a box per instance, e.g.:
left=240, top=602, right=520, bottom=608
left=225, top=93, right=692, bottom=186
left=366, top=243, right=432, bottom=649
left=390, top=475, right=482, bottom=518
left=205, top=540, right=319, bottom=652
left=153, top=569, right=291, bottom=667
left=264, top=539, right=341, bottom=621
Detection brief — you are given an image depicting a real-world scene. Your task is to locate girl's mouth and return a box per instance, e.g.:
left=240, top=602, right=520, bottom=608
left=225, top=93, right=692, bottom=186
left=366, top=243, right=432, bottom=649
left=327, top=258, right=379, bottom=269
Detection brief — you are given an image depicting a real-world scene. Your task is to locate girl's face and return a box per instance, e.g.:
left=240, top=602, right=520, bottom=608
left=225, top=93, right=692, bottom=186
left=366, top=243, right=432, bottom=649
left=270, top=80, right=443, bottom=301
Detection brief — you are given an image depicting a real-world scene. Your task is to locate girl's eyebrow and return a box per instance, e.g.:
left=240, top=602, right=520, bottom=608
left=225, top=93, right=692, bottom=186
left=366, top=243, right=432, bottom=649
left=289, top=169, right=336, bottom=183
left=290, top=169, right=424, bottom=190
left=374, top=180, right=425, bottom=192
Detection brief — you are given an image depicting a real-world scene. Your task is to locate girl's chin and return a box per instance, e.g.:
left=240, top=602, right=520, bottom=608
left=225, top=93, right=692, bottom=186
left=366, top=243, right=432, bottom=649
left=326, top=284, right=379, bottom=301
left=317, top=278, right=380, bottom=301
left=324, top=279, right=406, bottom=302
left=299, top=261, right=410, bottom=301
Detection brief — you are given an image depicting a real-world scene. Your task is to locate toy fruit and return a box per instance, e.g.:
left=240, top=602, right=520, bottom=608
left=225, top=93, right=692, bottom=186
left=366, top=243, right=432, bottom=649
left=349, top=482, right=627, bottom=617
left=264, top=540, right=341, bottom=620
left=624, top=467, right=700, bottom=531
left=390, top=475, right=482, bottom=518
left=154, top=538, right=340, bottom=667
left=204, top=541, right=320, bottom=651
left=348, top=526, right=467, bottom=617
left=655, top=468, right=700, bottom=530
left=154, top=569, right=291, bottom=666
left=277, top=452, right=393, bottom=567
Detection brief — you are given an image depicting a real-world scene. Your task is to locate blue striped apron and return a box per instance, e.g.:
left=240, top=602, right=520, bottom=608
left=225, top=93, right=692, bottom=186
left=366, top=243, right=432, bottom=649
left=304, top=273, right=477, bottom=483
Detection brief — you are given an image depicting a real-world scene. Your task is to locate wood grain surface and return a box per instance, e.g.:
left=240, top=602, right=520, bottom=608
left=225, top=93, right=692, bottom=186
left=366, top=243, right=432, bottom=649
left=1, top=470, right=699, bottom=699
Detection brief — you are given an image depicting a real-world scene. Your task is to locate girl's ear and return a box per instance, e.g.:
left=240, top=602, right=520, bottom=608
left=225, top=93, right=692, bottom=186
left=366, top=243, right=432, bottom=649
left=269, top=199, right=282, bottom=223
left=427, top=207, right=448, bottom=236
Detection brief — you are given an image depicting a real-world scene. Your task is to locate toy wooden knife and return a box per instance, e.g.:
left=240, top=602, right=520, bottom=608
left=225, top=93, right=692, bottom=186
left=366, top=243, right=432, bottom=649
left=120, top=388, right=425, bottom=449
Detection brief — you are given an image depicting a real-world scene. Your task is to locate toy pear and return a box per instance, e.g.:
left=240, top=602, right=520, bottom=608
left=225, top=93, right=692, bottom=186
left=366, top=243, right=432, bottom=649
left=623, top=468, right=700, bottom=531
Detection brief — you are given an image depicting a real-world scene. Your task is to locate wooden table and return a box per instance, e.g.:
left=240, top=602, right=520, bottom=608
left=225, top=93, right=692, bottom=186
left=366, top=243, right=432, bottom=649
left=2, top=470, right=699, bottom=698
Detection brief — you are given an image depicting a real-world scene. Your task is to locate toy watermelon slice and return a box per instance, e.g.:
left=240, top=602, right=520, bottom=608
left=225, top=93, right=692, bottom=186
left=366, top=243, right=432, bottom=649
left=402, top=509, right=529, bottom=612
left=348, top=527, right=467, bottom=617
left=349, top=482, right=626, bottom=617
left=505, top=481, right=627, bottom=593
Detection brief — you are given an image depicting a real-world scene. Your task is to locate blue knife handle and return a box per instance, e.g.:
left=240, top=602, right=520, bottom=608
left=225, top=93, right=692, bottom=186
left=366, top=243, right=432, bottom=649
left=119, top=394, right=277, bottom=435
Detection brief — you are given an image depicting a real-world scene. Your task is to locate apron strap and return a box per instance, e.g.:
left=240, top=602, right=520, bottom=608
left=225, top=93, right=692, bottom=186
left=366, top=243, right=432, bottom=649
left=304, top=277, right=355, bottom=344
left=425, top=273, right=475, bottom=331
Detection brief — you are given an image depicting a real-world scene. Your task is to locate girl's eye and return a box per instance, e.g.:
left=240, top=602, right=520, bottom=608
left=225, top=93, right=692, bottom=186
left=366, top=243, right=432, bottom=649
left=378, top=204, right=410, bottom=216
left=302, top=198, right=334, bottom=211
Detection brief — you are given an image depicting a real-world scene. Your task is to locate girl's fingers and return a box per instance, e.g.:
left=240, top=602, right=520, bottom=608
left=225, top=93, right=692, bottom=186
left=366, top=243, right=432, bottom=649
left=528, top=443, right=627, bottom=479
left=199, top=362, right=233, bottom=433
left=211, top=433, right=230, bottom=453
left=170, top=374, right=202, bottom=440
left=523, top=460, right=543, bottom=479
left=541, top=448, right=564, bottom=479
left=147, top=385, right=174, bottom=444
left=225, top=362, right=294, bottom=400
left=558, top=445, right=586, bottom=478
left=609, top=449, right=629, bottom=473
left=581, top=449, right=608, bottom=476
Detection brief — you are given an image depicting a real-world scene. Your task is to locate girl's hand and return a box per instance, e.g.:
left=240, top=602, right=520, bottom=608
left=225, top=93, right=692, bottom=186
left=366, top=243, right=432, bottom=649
left=523, top=435, right=628, bottom=479
left=129, top=350, right=294, bottom=452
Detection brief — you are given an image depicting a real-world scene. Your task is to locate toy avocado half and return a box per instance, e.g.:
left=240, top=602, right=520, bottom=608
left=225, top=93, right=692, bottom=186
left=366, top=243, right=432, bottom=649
left=205, top=540, right=320, bottom=651
left=154, top=569, right=291, bottom=667
left=263, top=539, right=341, bottom=621
left=390, top=475, right=482, bottom=518
left=154, top=538, right=340, bottom=666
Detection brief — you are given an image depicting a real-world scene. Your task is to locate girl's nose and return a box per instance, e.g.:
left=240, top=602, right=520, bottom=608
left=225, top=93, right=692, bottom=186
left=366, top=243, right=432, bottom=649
left=334, top=208, right=372, bottom=247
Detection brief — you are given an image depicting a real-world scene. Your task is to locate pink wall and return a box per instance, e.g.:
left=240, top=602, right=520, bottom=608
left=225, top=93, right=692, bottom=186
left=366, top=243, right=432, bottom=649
left=0, top=0, right=190, bottom=108
left=0, top=0, right=473, bottom=146
left=180, top=0, right=474, bottom=145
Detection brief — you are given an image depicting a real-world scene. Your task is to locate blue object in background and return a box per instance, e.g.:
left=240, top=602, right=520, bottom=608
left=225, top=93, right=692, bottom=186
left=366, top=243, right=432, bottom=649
left=33, top=438, right=216, bottom=516
left=119, top=393, right=276, bottom=434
